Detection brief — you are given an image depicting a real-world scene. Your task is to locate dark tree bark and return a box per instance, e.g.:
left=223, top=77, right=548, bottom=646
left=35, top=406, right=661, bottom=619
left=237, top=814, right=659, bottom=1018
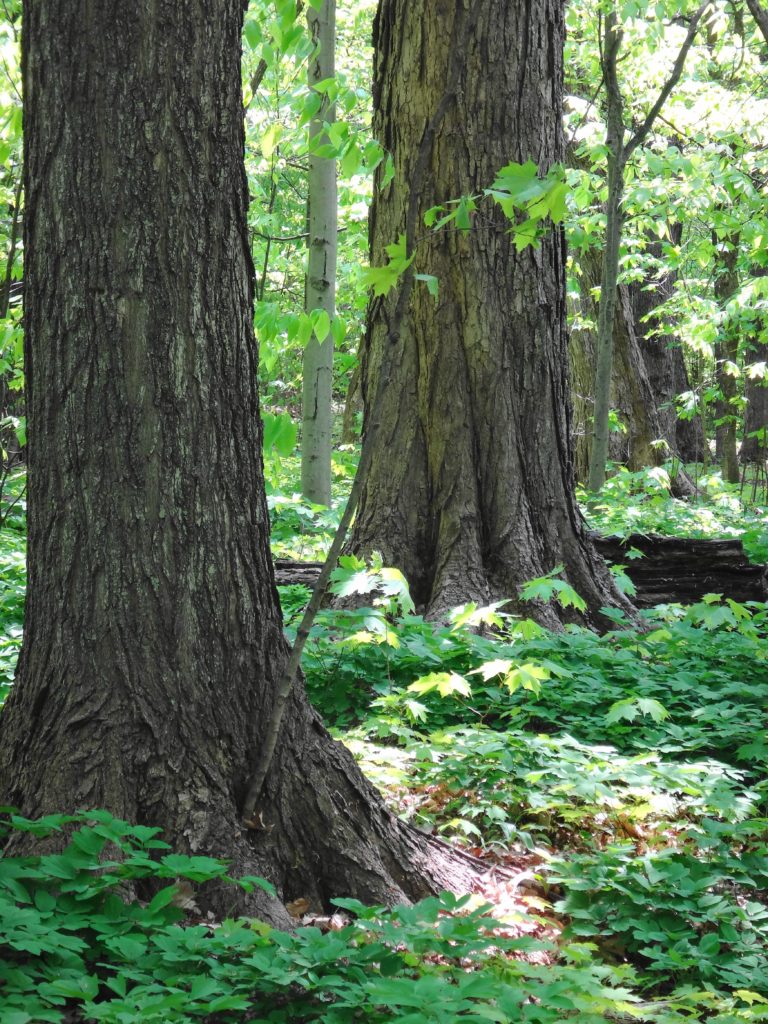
left=0, top=0, right=475, bottom=925
left=276, top=546, right=768, bottom=608
left=713, top=231, right=741, bottom=483
left=741, top=339, right=768, bottom=465
left=593, top=534, right=768, bottom=607
left=570, top=245, right=673, bottom=478
left=349, top=0, right=633, bottom=629
left=630, top=233, right=706, bottom=465
left=740, top=267, right=768, bottom=466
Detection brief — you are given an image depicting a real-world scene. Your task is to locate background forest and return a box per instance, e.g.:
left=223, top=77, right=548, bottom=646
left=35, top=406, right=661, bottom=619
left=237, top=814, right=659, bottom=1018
left=1, top=0, right=768, bottom=1022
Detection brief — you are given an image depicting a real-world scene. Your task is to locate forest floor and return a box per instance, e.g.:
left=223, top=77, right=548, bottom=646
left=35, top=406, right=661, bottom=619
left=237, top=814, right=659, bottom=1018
left=1, top=461, right=768, bottom=1023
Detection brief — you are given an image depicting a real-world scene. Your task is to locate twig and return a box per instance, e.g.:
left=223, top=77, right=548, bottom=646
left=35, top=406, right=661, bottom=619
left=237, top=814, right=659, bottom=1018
left=623, top=0, right=712, bottom=164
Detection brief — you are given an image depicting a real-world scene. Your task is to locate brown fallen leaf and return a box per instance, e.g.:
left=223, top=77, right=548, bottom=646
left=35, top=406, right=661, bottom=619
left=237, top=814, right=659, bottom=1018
left=285, top=897, right=311, bottom=919
left=617, top=814, right=646, bottom=841
left=170, top=880, right=199, bottom=912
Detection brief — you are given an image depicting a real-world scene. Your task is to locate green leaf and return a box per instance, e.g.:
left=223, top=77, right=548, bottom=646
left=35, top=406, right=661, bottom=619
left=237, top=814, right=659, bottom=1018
left=415, top=273, right=439, bottom=299
left=262, top=411, right=298, bottom=457
left=243, top=19, right=261, bottom=49
left=408, top=672, right=472, bottom=698
left=310, top=308, right=331, bottom=344
left=331, top=316, right=347, bottom=347
left=261, top=123, right=282, bottom=159
left=636, top=698, right=669, bottom=723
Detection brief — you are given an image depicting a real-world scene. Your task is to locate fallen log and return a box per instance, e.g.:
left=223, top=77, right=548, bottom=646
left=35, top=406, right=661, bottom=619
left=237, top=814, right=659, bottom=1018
left=274, top=536, right=768, bottom=611
left=273, top=559, right=325, bottom=590
left=591, top=533, right=768, bottom=608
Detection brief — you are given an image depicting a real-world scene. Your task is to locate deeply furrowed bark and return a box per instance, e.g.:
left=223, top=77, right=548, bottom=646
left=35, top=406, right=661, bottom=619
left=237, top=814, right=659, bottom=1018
left=0, top=0, right=477, bottom=924
left=350, top=0, right=633, bottom=629
left=631, top=234, right=705, bottom=467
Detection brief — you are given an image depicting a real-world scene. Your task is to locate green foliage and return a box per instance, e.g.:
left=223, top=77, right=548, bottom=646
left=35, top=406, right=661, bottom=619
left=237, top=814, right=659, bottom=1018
left=294, top=571, right=768, bottom=1005
left=0, top=812, right=664, bottom=1024
left=581, top=466, right=768, bottom=564
left=551, top=820, right=768, bottom=992
left=519, top=565, right=587, bottom=612
left=348, top=723, right=758, bottom=850
left=3, top=2, right=768, bottom=1018
left=0, top=478, right=24, bottom=707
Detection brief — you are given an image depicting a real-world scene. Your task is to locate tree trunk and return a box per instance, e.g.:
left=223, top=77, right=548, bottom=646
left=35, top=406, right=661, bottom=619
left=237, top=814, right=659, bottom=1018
left=585, top=3, right=707, bottom=491
left=713, top=231, right=741, bottom=483
left=587, top=10, right=626, bottom=494
left=746, top=0, right=768, bottom=45
left=301, top=0, right=337, bottom=506
left=741, top=340, right=768, bottom=465
left=349, top=0, right=632, bottom=629
left=0, top=0, right=475, bottom=925
left=571, top=245, right=669, bottom=478
left=740, top=267, right=768, bottom=467
left=631, top=231, right=705, bottom=465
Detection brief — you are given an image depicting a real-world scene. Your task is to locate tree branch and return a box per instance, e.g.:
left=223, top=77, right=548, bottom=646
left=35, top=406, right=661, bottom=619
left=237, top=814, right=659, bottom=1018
left=624, top=0, right=711, bottom=161
left=745, top=0, right=768, bottom=44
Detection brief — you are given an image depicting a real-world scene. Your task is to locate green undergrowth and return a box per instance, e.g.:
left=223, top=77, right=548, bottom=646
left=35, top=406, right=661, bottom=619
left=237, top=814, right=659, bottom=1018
left=289, top=560, right=768, bottom=1006
left=2, top=468, right=768, bottom=1021
left=580, top=465, right=768, bottom=562
left=1, top=811, right=767, bottom=1024
left=266, top=452, right=353, bottom=560
left=0, top=467, right=25, bottom=707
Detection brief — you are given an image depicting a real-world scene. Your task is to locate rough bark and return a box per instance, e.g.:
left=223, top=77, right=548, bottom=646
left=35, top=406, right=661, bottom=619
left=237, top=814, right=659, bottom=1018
left=301, top=0, right=337, bottom=506
left=593, top=534, right=768, bottom=607
left=349, top=0, right=633, bottom=629
left=741, top=339, right=768, bottom=465
left=0, top=0, right=477, bottom=925
left=631, top=232, right=706, bottom=465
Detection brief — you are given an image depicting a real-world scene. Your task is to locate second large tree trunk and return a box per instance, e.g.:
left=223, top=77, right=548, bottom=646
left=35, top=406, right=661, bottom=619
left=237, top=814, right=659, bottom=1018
left=0, top=0, right=474, bottom=925
left=570, top=236, right=705, bottom=484
left=350, top=0, right=631, bottom=628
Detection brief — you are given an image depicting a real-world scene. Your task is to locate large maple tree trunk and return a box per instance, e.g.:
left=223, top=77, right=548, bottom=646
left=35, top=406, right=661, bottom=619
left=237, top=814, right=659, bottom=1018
left=0, top=0, right=474, bottom=925
left=350, top=0, right=631, bottom=628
